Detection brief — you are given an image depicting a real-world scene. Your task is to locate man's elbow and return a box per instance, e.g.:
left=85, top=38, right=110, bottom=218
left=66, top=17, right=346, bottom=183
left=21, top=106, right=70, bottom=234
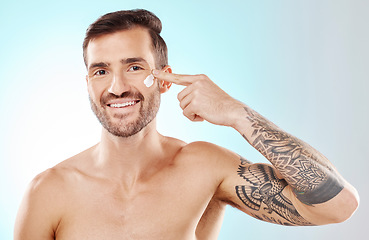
left=328, top=187, right=360, bottom=224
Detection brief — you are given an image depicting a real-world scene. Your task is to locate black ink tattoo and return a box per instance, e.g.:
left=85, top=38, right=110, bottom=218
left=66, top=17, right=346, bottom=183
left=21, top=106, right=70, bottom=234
left=235, top=162, right=313, bottom=225
left=250, top=213, right=293, bottom=226
left=242, top=107, right=344, bottom=205
left=240, top=156, right=252, bottom=165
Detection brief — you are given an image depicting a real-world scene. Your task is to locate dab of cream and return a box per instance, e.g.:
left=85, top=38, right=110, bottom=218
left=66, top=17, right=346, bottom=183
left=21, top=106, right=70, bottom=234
left=143, top=74, right=154, bottom=87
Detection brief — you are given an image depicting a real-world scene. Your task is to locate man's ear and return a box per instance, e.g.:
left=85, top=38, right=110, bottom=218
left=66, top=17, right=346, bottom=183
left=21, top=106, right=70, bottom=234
left=159, top=65, right=172, bottom=93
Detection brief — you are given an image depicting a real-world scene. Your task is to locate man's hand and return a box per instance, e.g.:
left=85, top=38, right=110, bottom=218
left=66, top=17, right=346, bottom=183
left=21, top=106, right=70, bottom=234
left=153, top=70, right=244, bottom=127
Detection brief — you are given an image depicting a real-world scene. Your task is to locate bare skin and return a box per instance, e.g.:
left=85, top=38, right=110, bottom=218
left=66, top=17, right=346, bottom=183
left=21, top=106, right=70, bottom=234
left=14, top=27, right=359, bottom=240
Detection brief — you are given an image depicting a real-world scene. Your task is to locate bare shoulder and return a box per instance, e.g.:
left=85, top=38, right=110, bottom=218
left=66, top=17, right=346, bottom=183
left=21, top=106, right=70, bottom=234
left=29, top=167, right=66, bottom=193
left=21, top=159, right=79, bottom=213
left=178, top=141, right=240, bottom=164
left=178, top=141, right=224, bottom=155
left=14, top=168, right=67, bottom=239
left=14, top=147, right=94, bottom=240
left=31, top=155, right=83, bottom=191
left=21, top=146, right=97, bottom=212
left=173, top=141, right=241, bottom=188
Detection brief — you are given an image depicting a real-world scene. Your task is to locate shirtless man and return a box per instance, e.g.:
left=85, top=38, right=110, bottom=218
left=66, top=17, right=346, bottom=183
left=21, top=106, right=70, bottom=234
left=14, top=9, right=359, bottom=240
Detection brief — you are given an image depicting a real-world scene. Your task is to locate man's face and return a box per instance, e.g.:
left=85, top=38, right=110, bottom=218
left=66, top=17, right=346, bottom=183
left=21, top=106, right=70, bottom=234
left=85, top=28, right=161, bottom=137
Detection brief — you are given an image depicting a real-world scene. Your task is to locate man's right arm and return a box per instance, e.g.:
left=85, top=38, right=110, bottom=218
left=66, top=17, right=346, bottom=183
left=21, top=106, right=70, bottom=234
left=14, top=169, right=62, bottom=240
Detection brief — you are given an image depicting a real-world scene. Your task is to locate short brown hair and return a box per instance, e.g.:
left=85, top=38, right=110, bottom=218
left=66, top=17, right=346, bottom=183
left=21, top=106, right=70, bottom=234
left=83, top=9, right=168, bottom=69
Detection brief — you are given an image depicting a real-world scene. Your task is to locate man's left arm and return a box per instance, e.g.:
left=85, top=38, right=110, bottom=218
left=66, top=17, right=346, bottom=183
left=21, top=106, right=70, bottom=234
left=153, top=70, right=359, bottom=225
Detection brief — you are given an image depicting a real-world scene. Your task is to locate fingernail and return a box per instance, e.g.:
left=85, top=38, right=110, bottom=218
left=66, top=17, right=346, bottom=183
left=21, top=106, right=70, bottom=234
left=152, top=69, right=159, bottom=76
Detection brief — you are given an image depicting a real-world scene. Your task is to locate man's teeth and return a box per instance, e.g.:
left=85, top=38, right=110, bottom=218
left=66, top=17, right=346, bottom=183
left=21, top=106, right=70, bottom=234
left=110, top=101, right=137, bottom=108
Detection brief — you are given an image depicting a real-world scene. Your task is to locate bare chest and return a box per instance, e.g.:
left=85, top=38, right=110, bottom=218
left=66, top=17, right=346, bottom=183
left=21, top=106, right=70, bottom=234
left=55, top=171, right=218, bottom=240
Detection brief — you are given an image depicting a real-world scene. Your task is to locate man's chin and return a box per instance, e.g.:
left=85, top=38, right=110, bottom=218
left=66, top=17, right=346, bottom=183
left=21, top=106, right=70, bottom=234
left=102, top=117, right=148, bottom=138
left=104, top=125, right=144, bottom=138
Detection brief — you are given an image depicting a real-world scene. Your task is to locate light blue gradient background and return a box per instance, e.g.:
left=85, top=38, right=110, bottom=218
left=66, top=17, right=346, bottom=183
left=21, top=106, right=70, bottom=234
left=1, top=0, right=368, bottom=239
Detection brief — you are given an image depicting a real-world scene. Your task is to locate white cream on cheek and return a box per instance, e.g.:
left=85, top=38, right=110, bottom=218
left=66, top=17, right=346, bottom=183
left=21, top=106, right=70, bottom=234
left=143, top=74, right=154, bottom=87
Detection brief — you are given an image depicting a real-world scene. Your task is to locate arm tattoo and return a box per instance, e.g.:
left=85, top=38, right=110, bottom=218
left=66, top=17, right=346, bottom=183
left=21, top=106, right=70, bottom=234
left=241, top=107, right=344, bottom=205
left=236, top=162, right=313, bottom=225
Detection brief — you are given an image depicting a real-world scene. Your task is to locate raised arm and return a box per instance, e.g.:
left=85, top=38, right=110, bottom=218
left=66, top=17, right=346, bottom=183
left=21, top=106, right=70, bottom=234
left=235, top=105, right=346, bottom=206
left=153, top=70, right=359, bottom=225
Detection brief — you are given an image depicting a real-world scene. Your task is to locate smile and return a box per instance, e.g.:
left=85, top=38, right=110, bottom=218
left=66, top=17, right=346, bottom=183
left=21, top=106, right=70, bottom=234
left=108, top=100, right=139, bottom=108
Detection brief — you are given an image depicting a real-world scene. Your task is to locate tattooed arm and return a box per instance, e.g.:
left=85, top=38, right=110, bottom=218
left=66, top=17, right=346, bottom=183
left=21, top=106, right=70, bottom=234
left=238, top=106, right=345, bottom=206
left=153, top=70, right=359, bottom=225
left=221, top=105, right=359, bottom=225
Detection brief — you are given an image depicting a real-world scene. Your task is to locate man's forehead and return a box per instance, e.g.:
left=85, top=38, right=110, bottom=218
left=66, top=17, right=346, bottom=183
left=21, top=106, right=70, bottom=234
left=86, top=28, right=155, bottom=68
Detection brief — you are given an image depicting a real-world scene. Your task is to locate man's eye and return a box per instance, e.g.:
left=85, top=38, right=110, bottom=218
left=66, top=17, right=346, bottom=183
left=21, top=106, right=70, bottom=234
left=95, top=70, right=106, bottom=75
left=129, top=66, right=143, bottom=71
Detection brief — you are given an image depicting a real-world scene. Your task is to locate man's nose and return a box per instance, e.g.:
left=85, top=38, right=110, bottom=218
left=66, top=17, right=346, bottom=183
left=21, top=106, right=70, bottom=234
left=108, top=73, right=130, bottom=95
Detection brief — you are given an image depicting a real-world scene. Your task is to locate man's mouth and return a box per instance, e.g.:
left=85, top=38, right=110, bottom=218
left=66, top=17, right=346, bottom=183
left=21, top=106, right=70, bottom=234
left=108, top=100, right=140, bottom=108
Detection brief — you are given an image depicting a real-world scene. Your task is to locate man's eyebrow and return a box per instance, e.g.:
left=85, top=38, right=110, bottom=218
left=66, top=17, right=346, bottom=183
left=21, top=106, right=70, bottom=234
left=121, top=57, right=148, bottom=65
left=88, top=62, right=110, bottom=70
left=88, top=58, right=148, bottom=70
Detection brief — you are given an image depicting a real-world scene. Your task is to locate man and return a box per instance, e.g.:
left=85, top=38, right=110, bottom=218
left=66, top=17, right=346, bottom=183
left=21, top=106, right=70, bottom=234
left=14, top=9, right=359, bottom=240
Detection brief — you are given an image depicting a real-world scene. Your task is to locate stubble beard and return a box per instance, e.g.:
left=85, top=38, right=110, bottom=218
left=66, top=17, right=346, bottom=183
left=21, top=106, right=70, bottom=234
left=89, top=87, right=161, bottom=138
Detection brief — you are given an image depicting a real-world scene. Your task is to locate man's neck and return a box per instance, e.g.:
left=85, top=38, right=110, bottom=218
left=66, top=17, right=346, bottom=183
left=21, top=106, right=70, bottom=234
left=93, top=120, right=166, bottom=187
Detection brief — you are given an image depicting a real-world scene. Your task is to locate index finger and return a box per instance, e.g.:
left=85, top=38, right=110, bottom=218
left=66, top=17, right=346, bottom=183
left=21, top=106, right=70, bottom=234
left=152, top=70, right=194, bottom=86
